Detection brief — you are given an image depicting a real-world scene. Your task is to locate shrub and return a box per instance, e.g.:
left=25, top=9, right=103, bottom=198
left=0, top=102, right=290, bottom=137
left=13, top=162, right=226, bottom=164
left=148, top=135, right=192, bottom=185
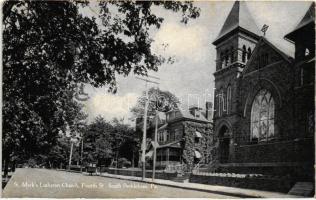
left=118, top=158, right=131, bottom=168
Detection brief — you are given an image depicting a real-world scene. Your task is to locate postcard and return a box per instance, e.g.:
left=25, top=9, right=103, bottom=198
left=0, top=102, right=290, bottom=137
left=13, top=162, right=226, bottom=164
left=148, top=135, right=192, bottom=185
left=2, top=0, right=315, bottom=198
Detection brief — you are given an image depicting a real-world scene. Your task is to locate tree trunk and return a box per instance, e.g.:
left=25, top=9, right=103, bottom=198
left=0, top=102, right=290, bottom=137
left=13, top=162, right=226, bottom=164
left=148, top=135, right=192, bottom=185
left=132, top=151, right=135, bottom=168
left=12, top=160, right=16, bottom=172
left=115, top=151, right=118, bottom=168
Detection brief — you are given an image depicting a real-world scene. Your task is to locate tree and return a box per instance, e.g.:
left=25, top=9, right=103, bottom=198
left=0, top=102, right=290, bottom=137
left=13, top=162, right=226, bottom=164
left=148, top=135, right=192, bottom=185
left=83, top=116, right=137, bottom=168
left=131, top=87, right=180, bottom=118
left=3, top=1, right=200, bottom=174
left=110, top=118, right=136, bottom=168
left=83, top=116, right=113, bottom=167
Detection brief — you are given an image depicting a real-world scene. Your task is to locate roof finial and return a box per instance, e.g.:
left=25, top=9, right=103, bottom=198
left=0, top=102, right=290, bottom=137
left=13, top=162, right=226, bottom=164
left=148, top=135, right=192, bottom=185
left=261, top=24, right=269, bottom=36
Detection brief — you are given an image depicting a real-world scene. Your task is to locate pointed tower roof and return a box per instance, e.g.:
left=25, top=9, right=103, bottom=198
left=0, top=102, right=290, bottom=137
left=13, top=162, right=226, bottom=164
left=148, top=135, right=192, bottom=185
left=285, top=2, right=315, bottom=41
left=213, top=1, right=261, bottom=45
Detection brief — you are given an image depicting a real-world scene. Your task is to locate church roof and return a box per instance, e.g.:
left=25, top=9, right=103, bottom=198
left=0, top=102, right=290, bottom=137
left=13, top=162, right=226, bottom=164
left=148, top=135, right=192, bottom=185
left=213, top=1, right=261, bottom=45
left=242, top=37, right=292, bottom=76
left=285, top=2, right=315, bottom=41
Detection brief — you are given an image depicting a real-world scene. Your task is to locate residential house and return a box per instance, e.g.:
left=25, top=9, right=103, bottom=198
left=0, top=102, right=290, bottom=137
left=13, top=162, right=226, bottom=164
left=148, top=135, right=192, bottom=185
left=142, top=103, right=215, bottom=171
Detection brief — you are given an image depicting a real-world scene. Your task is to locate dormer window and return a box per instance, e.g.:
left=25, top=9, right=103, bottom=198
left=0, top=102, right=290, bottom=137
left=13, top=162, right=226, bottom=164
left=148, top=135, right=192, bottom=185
left=167, top=111, right=176, bottom=121
left=189, top=107, right=202, bottom=118
left=195, top=110, right=200, bottom=118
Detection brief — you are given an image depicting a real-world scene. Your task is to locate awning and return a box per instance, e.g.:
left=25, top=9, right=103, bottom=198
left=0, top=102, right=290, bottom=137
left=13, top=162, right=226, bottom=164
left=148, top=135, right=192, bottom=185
left=151, top=141, right=159, bottom=149
left=145, top=150, right=153, bottom=158
left=158, top=123, right=168, bottom=131
left=195, top=131, right=202, bottom=138
left=194, top=150, right=202, bottom=159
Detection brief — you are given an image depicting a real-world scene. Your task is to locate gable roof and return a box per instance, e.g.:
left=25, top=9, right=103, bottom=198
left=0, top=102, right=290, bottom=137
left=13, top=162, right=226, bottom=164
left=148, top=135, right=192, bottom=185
left=166, top=104, right=211, bottom=124
left=242, top=37, right=292, bottom=75
left=213, top=1, right=261, bottom=45
left=285, top=2, right=315, bottom=41
left=181, top=108, right=210, bottom=123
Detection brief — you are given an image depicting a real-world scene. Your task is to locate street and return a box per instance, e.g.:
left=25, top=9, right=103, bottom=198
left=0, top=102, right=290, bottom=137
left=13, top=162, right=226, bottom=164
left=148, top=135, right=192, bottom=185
left=3, top=168, right=236, bottom=198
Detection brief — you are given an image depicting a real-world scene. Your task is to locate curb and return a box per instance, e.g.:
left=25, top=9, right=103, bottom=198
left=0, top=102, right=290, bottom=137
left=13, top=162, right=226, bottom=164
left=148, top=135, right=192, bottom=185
left=52, top=169, right=299, bottom=198
left=99, top=173, right=261, bottom=198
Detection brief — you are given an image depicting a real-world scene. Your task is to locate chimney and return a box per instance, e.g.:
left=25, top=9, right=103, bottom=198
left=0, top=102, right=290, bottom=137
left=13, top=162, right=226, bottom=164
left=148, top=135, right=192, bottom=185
left=189, top=106, right=202, bottom=118
left=206, top=102, right=213, bottom=121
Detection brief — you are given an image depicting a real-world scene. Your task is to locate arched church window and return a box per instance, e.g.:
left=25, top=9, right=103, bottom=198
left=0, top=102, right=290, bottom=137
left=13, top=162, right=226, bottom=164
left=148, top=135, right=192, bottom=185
left=225, top=50, right=229, bottom=67
left=250, top=89, right=275, bottom=142
left=242, top=45, right=247, bottom=63
left=220, top=52, right=224, bottom=69
left=247, top=47, right=252, bottom=59
left=230, top=47, right=234, bottom=63
left=218, top=89, right=224, bottom=117
left=227, top=86, right=231, bottom=114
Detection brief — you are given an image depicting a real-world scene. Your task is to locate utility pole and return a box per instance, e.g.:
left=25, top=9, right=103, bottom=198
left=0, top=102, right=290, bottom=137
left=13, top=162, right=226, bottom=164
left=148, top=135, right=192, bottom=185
left=142, top=85, right=149, bottom=180
left=68, top=142, right=74, bottom=170
left=136, top=75, right=159, bottom=181
left=74, top=84, right=89, bottom=173
left=152, top=109, right=158, bottom=181
left=80, top=135, right=84, bottom=172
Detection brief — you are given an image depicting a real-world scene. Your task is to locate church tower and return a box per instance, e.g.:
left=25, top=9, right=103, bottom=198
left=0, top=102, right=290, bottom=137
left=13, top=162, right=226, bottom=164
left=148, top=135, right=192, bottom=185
left=285, top=2, right=315, bottom=138
left=212, top=1, right=261, bottom=163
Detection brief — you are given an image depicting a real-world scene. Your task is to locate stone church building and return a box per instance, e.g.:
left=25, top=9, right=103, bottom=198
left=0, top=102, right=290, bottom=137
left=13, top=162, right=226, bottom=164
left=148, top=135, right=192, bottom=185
left=212, top=1, right=314, bottom=182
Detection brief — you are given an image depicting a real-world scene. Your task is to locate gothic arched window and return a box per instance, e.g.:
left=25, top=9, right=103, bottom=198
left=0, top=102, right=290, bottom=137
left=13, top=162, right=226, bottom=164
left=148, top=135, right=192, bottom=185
left=227, top=86, right=231, bottom=114
left=250, top=89, right=275, bottom=142
left=225, top=50, right=229, bottom=67
left=230, top=46, right=234, bottom=63
left=220, top=52, right=224, bottom=67
left=247, top=47, right=252, bottom=59
left=218, top=89, right=224, bottom=117
left=242, top=45, right=247, bottom=63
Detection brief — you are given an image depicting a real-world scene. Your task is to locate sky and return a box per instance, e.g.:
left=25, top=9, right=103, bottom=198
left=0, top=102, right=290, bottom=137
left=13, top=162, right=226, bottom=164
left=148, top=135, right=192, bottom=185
left=80, top=1, right=312, bottom=125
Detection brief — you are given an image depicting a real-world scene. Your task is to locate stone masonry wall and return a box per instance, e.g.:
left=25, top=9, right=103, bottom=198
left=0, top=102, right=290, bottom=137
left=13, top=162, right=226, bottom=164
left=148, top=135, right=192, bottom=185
left=181, top=121, right=215, bottom=170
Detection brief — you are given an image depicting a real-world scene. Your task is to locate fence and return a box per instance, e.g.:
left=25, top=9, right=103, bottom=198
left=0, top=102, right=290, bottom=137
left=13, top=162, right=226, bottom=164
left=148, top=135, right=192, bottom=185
left=106, top=168, right=178, bottom=180
left=189, top=171, right=294, bottom=193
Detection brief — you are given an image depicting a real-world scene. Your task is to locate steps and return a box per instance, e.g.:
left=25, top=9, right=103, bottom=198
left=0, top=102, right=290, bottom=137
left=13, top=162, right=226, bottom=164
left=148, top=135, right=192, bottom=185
left=172, top=173, right=190, bottom=183
left=288, top=182, right=314, bottom=197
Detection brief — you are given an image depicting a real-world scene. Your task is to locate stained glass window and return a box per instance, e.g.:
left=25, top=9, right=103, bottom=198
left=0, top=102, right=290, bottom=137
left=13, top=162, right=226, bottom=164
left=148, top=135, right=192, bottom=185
left=251, top=89, right=275, bottom=142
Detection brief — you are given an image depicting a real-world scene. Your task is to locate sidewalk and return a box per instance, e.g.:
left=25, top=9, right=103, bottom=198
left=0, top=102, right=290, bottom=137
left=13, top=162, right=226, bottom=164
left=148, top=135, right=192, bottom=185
left=99, top=172, right=301, bottom=198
